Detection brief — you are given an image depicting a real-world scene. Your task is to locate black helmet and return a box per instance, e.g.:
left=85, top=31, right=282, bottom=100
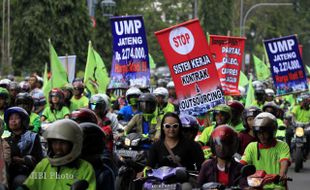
left=253, top=112, right=277, bottom=139
left=9, top=82, right=21, bottom=94
left=262, top=102, right=279, bottom=117
left=242, top=106, right=262, bottom=130
left=15, top=92, right=34, bottom=114
left=210, top=125, right=239, bottom=160
left=180, top=114, right=200, bottom=131
left=4, top=107, right=30, bottom=130
left=138, top=93, right=157, bottom=114
left=70, top=108, right=98, bottom=124
left=79, top=122, right=106, bottom=156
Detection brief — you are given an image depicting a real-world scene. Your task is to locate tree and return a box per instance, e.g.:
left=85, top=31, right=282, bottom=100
left=10, top=0, right=91, bottom=76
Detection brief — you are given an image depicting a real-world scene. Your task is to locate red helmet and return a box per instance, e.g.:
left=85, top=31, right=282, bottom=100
left=227, top=100, right=244, bottom=116
left=70, top=108, right=98, bottom=124
left=49, top=88, right=64, bottom=104
left=210, top=125, right=239, bottom=160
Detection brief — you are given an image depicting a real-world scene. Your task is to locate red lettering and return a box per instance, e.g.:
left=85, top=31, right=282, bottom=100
left=173, top=33, right=191, bottom=47
left=288, top=71, right=299, bottom=80
left=298, top=70, right=304, bottom=78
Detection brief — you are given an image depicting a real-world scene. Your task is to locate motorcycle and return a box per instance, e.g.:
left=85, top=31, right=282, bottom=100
left=114, top=132, right=152, bottom=190
left=290, top=121, right=310, bottom=172
left=198, top=165, right=256, bottom=190
left=247, top=170, right=292, bottom=190
left=142, top=166, right=196, bottom=190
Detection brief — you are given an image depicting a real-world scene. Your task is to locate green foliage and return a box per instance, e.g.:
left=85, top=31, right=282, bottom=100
left=10, top=0, right=91, bottom=76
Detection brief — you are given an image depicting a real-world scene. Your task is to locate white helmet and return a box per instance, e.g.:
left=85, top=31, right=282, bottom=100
left=265, top=88, right=275, bottom=96
left=44, top=119, right=83, bottom=166
left=238, top=86, right=246, bottom=96
left=125, top=87, right=142, bottom=101
left=0, top=79, right=11, bottom=88
left=153, top=87, right=169, bottom=102
left=166, top=81, right=175, bottom=89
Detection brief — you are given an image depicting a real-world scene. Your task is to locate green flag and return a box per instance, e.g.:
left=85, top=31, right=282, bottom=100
left=84, top=41, right=110, bottom=95
left=253, top=54, right=271, bottom=81
left=49, top=40, right=68, bottom=89
left=42, top=63, right=51, bottom=99
left=149, top=53, right=156, bottom=69
left=245, top=75, right=255, bottom=107
left=306, top=65, right=310, bottom=74
left=239, top=71, right=249, bottom=87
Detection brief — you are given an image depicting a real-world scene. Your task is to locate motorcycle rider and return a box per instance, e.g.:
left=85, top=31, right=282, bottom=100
left=291, top=93, right=310, bottom=123
left=153, top=87, right=175, bottom=121
left=15, top=92, right=41, bottom=133
left=124, top=93, right=158, bottom=138
left=4, top=107, right=43, bottom=189
left=79, top=122, right=115, bottom=190
left=179, top=113, right=200, bottom=141
left=265, top=88, right=275, bottom=102
left=61, top=84, right=74, bottom=109
left=41, top=88, right=70, bottom=122
left=8, top=82, right=21, bottom=107
left=117, top=87, right=142, bottom=122
left=227, top=100, right=245, bottom=132
left=240, top=112, right=290, bottom=189
left=238, top=106, right=261, bottom=155
left=198, top=125, right=247, bottom=188
left=0, top=87, right=10, bottom=120
left=70, top=79, right=89, bottom=112
left=22, top=119, right=96, bottom=190
left=252, top=81, right=266, bottom=109
left=166, top=81, right=179, bottom=110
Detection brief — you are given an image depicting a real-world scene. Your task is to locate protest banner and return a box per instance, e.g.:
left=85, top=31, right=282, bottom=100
left=155, top=19, right=224, bottom=116
left=59, top=55, right=76, bottom=83
left=109, top=15, right=150, bottom=89
left=209, top=35, right=246, bottom=95
left=264, top=35, right=308, bottom=95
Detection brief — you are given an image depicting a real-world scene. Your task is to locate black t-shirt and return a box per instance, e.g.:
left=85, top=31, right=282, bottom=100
left=147, top=138, right=204, bottom=171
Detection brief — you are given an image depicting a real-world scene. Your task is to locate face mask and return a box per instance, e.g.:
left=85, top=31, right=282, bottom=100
left=129, top=98, right=138, bottom=106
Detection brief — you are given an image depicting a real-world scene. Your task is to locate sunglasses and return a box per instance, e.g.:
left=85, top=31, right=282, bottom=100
left=163, top=123, right=179, bottom=129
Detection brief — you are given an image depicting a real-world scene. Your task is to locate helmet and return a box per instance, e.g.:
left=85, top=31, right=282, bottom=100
left=212, top=104, right=232, bottom=124
left=242, top=106, right=262, bottom=130
left=89, top=94, right=110, bottom=115
left=44, top=119, right=83, bottom=166
left=9, top=82, right=21, bottom=93
left=0, top=87, right=9, bottom=104
left=7, top=74, right=14, bottom=81
left=0, top=79, right=11, bottom=89
left=61, top=83, right=74, bottom=99
left=253, top=112, right=277, bottom=138
left=72, top=80, right=85, bottom=94
left=19, top=81, right=31, bottom=93
left=252, top=81, right=265, bottom=90
left=210, top=125, right=239, bottom=160
left=15, top=92, right=34, bottom=114
left=166, top=81, right=175, bottom=89
left=37, top=76, right=44, bottom=88
left=125, top=87, right=142, bottom=103
left=179, top=114, right=200, bottom=130
left=157, top=78, right=168, bottom=87
left=262, top=102, right=279, bottom=117
left=49, top=88, right=64, bottom=104
left=227, top=100, right=244, bottom=116
left=265, top=88, right=275, bottom=97
left=4, top=107, right=30, bottom=130
left=138, top=93, right=157, bottom=114
left=70, top=108, right=98, bottom=124
left=32, top=90, right=46, bottom=107
left=238, top=86, right=246, bottom=96
left=153, top=87, right=169, bottom=102
left=79, top=122, right=105, bottom=156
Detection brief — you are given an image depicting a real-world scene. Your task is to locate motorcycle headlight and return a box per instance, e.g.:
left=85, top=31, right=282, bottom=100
left=124, top=138, right=131, bottom=146
left=247, top=176, right=263, bottom=187
left=296, top=127, right=304, bottom=137
left=131, top=139, right=140, bottom=146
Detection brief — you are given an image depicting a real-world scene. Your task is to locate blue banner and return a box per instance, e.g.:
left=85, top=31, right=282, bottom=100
left=109, top=15, right=150, bottom=89
left=264, top=35, right=308, bottom=95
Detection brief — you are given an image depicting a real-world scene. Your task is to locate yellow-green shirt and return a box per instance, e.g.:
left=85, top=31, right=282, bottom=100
left=42, top=106, right=70, bottom=123
left=70, top=96, right=89, bottom=112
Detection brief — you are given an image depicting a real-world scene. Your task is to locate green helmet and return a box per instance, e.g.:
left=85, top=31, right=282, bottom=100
left=44, top=119, right=83, bottom=166
left=212, top=104, right=232, bottom=124
left=0, top=87, right=10, bottom=105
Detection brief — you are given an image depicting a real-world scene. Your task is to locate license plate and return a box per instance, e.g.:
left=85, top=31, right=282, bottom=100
left=116, top=149, right=138, bottom=158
